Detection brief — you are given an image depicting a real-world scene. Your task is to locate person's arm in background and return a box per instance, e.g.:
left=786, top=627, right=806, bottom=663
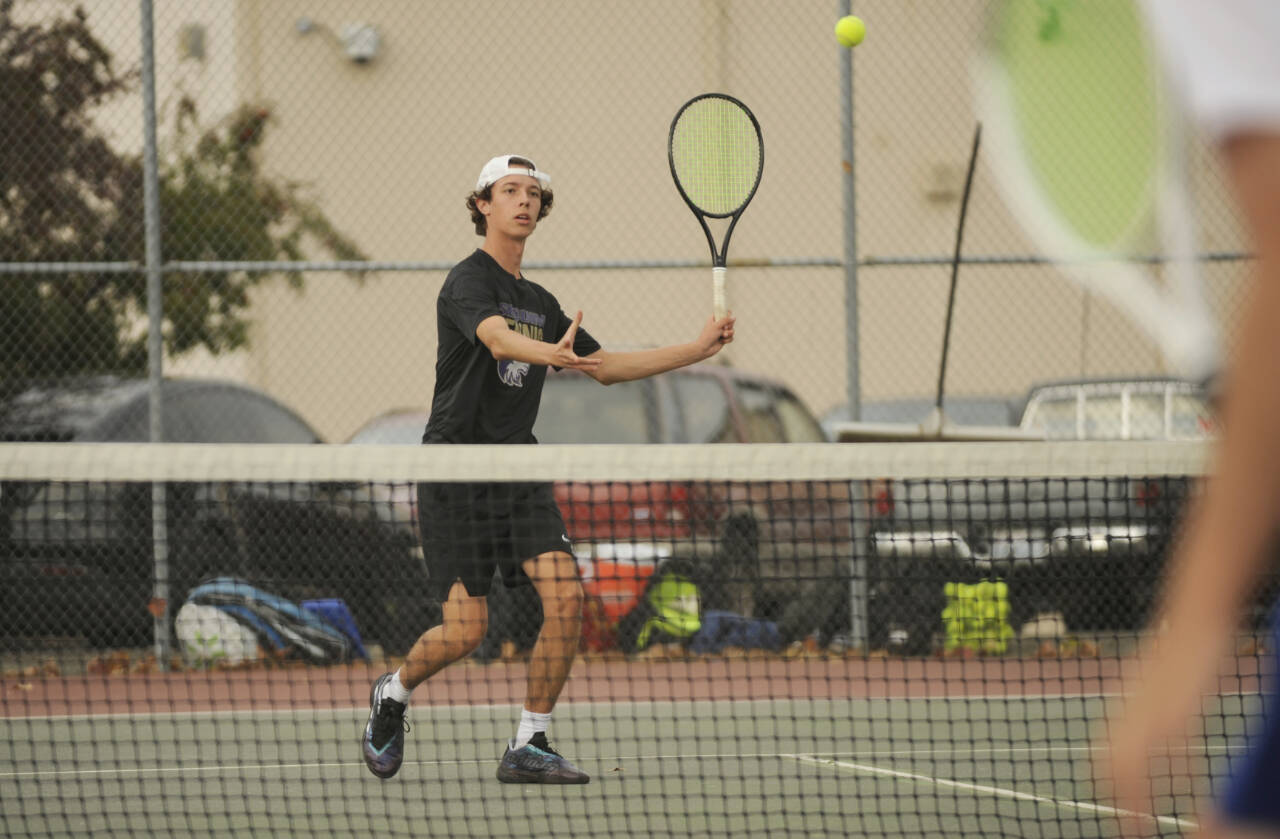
left=1106, top=133, right=1280, bottom=831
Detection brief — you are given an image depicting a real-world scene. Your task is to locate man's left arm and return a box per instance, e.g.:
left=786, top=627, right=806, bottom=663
left=585, top=314, right=735, bottom=385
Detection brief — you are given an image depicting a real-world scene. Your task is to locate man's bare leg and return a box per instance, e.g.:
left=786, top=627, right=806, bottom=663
left=400, top=581, right=489, bottom=689
left=521, top=551, right=584, bottom=712
left=494, top=550, right=590, bottom=784
left=363, top=582, right=486, bottom=779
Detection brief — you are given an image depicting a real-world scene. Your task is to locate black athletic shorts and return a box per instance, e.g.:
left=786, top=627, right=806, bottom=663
left=416, top=480, right=575, bottom=599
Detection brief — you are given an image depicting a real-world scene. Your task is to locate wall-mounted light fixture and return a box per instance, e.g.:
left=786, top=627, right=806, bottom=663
left=295, top=17, right=381, bottom=65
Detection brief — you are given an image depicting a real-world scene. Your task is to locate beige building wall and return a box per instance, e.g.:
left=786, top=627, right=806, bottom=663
left=221, top=0, right=848, bottom=441
left=69, top=1, right=1250, bottom=441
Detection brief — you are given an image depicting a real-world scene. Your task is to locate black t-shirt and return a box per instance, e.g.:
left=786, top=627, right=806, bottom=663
left=423, top=249, right=600, bottom=444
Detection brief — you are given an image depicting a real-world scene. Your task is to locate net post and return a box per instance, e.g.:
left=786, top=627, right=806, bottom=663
left=847, top=529, right=869, bottom=653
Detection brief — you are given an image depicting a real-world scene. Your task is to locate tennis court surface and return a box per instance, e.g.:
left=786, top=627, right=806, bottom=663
left=0, top=441, right=1267, bottom=837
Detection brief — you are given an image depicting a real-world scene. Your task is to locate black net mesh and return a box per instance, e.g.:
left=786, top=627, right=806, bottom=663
left=0, top=440, right=1261, bottom=837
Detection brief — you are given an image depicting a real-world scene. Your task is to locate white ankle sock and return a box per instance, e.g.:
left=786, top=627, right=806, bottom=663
left=384, top=671, right=412, bottom=705
left=514, top=710, right=551, bottom=749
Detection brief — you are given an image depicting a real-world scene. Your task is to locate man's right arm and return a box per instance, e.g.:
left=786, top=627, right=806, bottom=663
left=476, top=312, right=601, bottom=371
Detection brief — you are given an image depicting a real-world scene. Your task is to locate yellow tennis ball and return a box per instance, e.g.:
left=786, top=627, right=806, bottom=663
left=834, top=15, right=866, bottom=48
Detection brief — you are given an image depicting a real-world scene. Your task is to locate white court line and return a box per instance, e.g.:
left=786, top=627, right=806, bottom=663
left=0, top=743, right=1231, bottom=786
left=0, top=690, right=1141, bottom=724
left=0, top=754, right=561, bottom=782
left=0, top=748, right=1095, bottom=782
left=0, top=760, right=371, bottom=780
left=800, top=743, right=1232, bottom=761
left=783, top=753, right=1197, bottom=831
left=0, top=752, right=786, bottom=782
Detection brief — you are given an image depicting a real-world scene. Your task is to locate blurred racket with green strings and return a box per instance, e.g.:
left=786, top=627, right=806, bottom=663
left=977, top=0, right=1220, bottom=386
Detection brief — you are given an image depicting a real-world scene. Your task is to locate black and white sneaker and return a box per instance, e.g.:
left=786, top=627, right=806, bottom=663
left=496, top=732, right=590, bottom=784
left=361, top=673, right=409, bottom=779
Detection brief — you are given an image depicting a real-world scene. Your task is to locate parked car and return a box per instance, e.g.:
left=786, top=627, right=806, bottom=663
left=348, top=363, right=856, bottom=652
left=536, top=363, right=829, bottom=445
left=862, top=377, right=1212, bottom=645
left=348, top=363, right=833, bottom=535
left=351, top=365, right=829, bottom=448
left=821, top=395, right=1019, bottom=441
left=0, top=376, right=430, bottom=653
left=1016, top=376, right=1216, bottom=440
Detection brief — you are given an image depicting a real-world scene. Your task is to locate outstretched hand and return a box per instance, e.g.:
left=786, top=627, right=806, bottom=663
left=554, top=311, right=602, bottom=370
left=697, top=312, right=736, bottom=357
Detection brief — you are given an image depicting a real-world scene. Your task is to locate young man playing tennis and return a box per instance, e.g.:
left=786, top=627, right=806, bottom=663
left=1105, top=4, right=1280, bottom=836
left=361, top=154, right=735, bottom=784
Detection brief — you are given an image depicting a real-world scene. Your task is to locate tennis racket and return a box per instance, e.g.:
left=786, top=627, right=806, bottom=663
left=977, top=0, right=1220, bottom=386
left=668, top=93, right=765, bottom=320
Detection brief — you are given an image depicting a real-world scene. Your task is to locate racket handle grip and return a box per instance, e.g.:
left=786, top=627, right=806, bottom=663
left=712, top=266, right=727, bottom=320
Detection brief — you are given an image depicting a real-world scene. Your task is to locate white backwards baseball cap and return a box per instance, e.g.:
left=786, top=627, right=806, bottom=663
left=475, top=154, right=551, bottom=192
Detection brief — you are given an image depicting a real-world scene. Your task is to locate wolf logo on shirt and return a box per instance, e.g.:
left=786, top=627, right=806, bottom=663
left=497, top=359, right=531, bottom=387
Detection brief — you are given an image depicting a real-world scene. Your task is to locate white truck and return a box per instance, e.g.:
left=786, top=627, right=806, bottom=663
left=834, top=377, right=1214, bottom=652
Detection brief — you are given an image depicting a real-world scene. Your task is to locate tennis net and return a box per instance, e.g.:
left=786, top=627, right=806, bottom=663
left=0, top=440, right=1263, bottom=837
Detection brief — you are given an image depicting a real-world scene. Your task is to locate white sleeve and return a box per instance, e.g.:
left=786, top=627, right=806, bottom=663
left=1138, top=0, right=1280, bottom=141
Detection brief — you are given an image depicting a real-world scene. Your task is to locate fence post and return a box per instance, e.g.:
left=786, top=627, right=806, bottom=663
left=839, top=0, right=867, bottom=652
left=139, top=0, right=171, bottom=670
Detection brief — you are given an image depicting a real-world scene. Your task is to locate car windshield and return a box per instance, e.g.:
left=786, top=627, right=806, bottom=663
left=534, top=377, right=653, bottom=443
left=348, top=415, right=427, bottom=445
left=3, top=481, right=125, bottom=543
left=1023, top=385, right=1214, bottom=440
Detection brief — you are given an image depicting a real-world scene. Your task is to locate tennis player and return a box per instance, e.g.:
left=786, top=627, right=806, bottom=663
left=1105, top=3, right=1280, bottom=835
left=361, top=154, right=735, bottom=784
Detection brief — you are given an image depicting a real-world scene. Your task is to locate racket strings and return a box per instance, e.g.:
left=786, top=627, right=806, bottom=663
left=670, top=99, right=761, bottom=217
left=999, top=0, right=1163, bottom=251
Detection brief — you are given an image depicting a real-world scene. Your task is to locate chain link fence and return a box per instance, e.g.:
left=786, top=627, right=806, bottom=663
left=2, top=0, right=1250, bottom=441
left=0, top=9, right=1262, bottom=831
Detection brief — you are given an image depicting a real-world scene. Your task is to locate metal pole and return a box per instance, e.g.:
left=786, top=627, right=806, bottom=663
left=139, top=0, right=170, bottom=669
left=839, top=0, right=867, bottom=652
left=840, top=1, right=860, bottom=423
left=934, top=124, right=983, bottom=418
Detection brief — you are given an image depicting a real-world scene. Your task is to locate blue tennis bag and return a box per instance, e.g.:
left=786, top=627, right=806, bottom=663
left=185, top=577, right=362, bottom=664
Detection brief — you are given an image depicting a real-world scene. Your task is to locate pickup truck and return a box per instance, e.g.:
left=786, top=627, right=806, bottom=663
left=842, top=377, right=1214, bottom=651
left=1016, top=377, right=1215, bottom=441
